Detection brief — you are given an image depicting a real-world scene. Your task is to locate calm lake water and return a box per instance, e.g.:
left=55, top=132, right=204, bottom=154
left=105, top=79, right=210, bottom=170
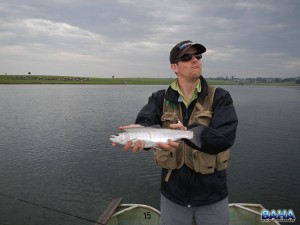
left=0, top=84, right=299, bottom=224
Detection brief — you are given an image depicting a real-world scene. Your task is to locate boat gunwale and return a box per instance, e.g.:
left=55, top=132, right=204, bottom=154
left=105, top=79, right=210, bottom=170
left=112, top=204, right=161, bottom=218
left=229, top=203, right=281, bottom=225
left=229, top=203, right=264, bottom=215
left=110, top=203, right=281, bottom=225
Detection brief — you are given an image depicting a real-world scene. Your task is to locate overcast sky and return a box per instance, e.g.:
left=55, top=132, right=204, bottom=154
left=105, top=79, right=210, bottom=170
left=1, top=0, right=299, bottom=78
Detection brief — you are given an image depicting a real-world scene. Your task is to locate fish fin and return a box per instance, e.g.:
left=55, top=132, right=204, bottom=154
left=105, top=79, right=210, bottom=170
left=126, top=138, right=137, bottom=147
left=123, top=128, right=140, bottom=132
left=185, top=126, right=205, bottom=149
left=129, top=138, right=137, bottom=142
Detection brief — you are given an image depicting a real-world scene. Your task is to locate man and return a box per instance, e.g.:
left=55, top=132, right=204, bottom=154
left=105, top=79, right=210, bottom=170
left=112, top=40, right=238, bottom=225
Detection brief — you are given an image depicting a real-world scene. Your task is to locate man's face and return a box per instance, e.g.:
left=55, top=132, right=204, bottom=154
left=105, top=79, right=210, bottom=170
left=171, top=47, right=202, bottom=80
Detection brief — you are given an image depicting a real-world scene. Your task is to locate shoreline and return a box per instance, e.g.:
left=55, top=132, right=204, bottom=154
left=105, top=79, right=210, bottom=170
left=0, top=75, right=298, bottom=86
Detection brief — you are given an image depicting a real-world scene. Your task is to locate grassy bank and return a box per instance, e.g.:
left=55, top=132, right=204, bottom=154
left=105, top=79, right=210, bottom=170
left=0, top=75, right=236, bottom=85
left=0, top=75, right=298, bottom=86
left=0, top=75, right=174, bottom=85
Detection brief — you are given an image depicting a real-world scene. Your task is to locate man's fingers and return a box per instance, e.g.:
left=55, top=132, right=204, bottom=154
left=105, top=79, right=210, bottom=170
left=168, top=140, right=180, bottom=148
left=123, top=140, right=145, bottom=152
left=169, top=123, right=187, bottom=131
left=119, top=124, right=142, bottom=130
left=123, top=141, right=133, bottom=151
left=139, top=141, right=145, bottom=152
left=156, top=140, right=179, bottom=149
left=112, top=142, right=118, bottom=147
left=132, top=142, right=140, bottom=152
left=132, top=140, right=143, bottom=152
left=156, top=142, right=169, bottom=149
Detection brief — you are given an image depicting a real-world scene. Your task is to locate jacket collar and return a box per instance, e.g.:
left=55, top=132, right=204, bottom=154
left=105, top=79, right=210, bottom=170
left=165, top=76, right=209, bottom=103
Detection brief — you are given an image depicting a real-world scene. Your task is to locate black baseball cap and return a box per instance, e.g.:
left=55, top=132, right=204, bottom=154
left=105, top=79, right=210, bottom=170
left=170, top=40, right=206, bottom=64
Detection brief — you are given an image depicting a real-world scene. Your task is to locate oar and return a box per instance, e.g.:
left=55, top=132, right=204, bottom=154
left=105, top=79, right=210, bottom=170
left=95, top=197, right=123, bottom=225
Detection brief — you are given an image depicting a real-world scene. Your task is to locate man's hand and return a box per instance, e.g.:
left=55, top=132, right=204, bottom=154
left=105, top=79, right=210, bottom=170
left=111, top=124, right=145, bottom=152
left=155, top=122, right=186, bottom=150
left=123, top=139, right=145, bottom=152
left=156, top=139, right=179, bottom=149
left=169, top=121, right=187, bottom=131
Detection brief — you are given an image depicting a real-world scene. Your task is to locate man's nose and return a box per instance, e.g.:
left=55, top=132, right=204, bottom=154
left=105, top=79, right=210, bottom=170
left=191, top=55, right=198, bottom=62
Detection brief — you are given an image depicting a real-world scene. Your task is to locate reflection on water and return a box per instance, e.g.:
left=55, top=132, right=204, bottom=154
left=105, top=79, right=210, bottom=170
left=0, top=85, right=299, bottom=224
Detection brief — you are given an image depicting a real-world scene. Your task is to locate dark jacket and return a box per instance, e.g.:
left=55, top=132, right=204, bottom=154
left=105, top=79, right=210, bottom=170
left=135, top=76, right=238, bottom=207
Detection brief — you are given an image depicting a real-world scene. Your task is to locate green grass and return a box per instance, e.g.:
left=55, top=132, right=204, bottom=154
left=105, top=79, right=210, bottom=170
left=0, top=75, right=174, bottom=85
left=0, top=75, right=298, bottom=86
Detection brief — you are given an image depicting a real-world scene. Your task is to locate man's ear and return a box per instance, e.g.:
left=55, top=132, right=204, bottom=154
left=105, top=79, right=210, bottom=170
left=171, top=64, right=178, bottom=73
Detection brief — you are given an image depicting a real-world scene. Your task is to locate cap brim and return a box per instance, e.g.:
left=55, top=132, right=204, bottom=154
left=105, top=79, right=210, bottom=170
left=177, top=43, right=206, bottom=58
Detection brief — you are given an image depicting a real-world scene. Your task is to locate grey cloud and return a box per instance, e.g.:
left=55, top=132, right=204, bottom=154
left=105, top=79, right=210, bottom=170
left=0, top=0, right=299, bottom=77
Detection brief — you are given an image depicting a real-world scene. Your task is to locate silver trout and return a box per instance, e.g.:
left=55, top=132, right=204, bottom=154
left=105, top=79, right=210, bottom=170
left=110, top=127, right=193, bottom=148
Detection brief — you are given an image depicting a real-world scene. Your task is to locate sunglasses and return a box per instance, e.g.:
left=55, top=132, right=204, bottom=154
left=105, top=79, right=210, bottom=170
left=176, top=52, right=202, bottom=63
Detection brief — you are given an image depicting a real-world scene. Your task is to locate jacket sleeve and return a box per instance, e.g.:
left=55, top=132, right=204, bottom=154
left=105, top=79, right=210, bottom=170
left=187, top=87, right=238, bottom=154
left=135, top=90, right=165, bottom=127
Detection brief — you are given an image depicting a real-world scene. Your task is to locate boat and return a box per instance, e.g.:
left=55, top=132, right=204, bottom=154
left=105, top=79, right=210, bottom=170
left=95, top=198, right=281, bottom=225
left=229, top=203, right=281, bottom=225
left=106, top=203, right=161, bottom=225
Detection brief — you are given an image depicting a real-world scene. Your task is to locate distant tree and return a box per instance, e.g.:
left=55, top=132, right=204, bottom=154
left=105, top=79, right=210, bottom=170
left=28, top=72, right=31, bottom=75
left=274, top=78, right=282, bottom=83
left=296, top=80, right=300, bottom=84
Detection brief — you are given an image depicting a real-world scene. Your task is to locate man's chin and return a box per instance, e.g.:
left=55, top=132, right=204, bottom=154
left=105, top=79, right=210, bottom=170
left=192, top=73, right=201, bottom=78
